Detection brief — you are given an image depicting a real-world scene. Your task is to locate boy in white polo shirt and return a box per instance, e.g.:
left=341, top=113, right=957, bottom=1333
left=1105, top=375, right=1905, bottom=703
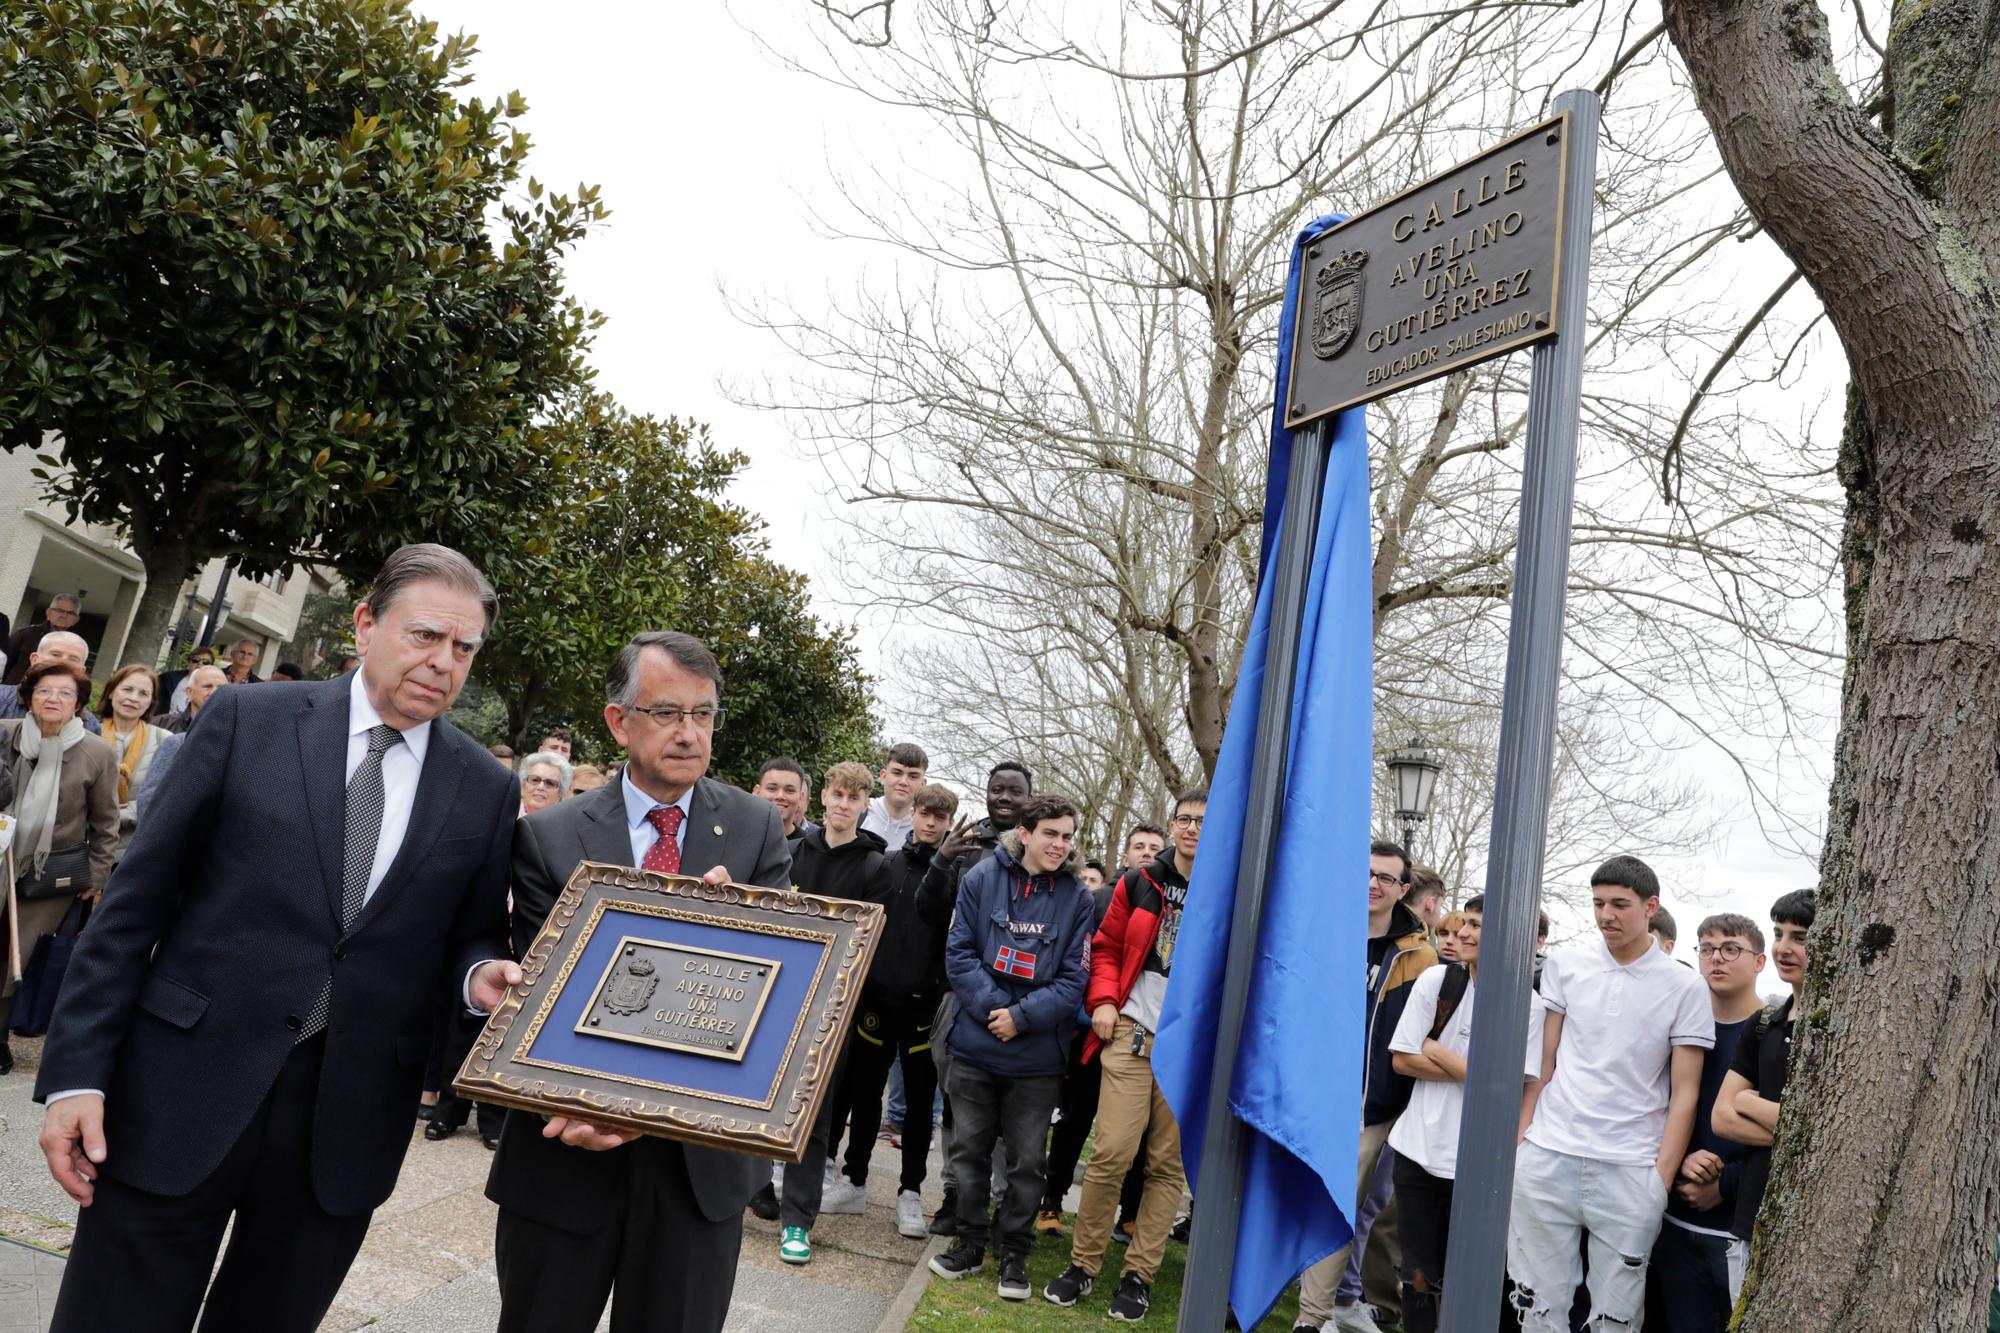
left=1509, top=855, right=1713, bottom=1331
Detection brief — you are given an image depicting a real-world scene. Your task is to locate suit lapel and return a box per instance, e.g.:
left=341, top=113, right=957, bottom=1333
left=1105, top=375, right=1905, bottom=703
left=295, top=679, right=352, bottom=926
left=578, top=780, right=637, bottom=869
left=350, top=728, right=466, bottom=934
left=679, top=778, right=724, bottom=881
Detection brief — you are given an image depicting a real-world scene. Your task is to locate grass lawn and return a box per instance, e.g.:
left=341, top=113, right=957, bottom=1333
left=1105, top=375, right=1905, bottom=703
left=908, top=1216, right=1303, bottom=1331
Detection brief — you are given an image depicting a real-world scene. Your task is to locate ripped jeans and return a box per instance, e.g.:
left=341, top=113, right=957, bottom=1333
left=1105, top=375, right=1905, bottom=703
left=1507, top=1141, right=1668, bottom=1331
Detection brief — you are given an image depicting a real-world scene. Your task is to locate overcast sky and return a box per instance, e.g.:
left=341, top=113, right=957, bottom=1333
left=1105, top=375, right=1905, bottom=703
left=414, top=2, right=1830, bottom=988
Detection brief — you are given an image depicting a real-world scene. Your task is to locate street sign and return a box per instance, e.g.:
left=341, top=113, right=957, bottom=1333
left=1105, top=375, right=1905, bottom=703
left=1283, top=113, right=1572, bottom=424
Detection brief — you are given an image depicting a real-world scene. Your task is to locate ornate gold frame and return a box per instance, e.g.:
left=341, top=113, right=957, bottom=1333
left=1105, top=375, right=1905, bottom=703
left=454, top=862, right=885, bottom=1162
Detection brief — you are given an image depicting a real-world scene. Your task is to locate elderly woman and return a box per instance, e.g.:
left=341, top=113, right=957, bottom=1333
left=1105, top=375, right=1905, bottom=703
left=1, top=659, right=118, bottom=1072
left=568, top=762, right=607, bottom=798
left=518, top=749, right=573, bottom=817
left=96, top=664, right=173, bottom=864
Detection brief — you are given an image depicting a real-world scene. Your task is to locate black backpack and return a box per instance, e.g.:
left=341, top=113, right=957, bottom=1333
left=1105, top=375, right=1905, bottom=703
left=1427, top=962, right=1473, bottom=1040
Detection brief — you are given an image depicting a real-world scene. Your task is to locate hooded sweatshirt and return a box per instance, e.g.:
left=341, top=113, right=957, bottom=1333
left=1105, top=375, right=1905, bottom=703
left=944, top=827, right=1096, bottom=1078
left=863, top=835, right=952, bottom=1004
left=1364, top=898, right=1439, bottom=1126
left=788, top=824, right=889, bottom=902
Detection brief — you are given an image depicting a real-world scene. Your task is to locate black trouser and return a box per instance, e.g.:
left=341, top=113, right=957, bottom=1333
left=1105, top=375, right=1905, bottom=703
left=495, top=1140, right=742, bottom=1333
left=945, top=1060, right=1061, bottom=1260
left=1040, top=1037, right=1148, bottom=1220
left=53, top=1037, right=371, bottom=1333
left=1391, top=1149, right=1454, bottom=1333
left=780, top=1048, right=849, bottom=1228
left=1644, top=1221, right=1731, bottom=1332
left=431, top=1008, right=504, bottom=1138
left=832, top=997, right=939, bottom=1192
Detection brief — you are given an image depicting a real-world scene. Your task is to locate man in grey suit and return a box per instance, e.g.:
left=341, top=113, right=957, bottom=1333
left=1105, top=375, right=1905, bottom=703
left=35, top=544, right=523, bottom=1332
left=486, top=630, right=793, bottom=1333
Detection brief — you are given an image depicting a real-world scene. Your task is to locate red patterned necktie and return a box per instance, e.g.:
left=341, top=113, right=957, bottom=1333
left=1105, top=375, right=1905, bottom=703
left=642, top=805, right=684, bottom=875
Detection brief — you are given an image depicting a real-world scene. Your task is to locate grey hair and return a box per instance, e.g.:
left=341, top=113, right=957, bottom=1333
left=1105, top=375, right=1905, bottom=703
left=49, top=592, right=82, bottom=609
left=362, top=543, right=498, bottom=636
left=519, top=750, right=575, bottom=793
left=607, top=632, right=723, bottom=708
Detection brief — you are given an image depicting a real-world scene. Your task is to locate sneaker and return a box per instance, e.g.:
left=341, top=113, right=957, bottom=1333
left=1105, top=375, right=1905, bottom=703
left=1034, top=1208, right=1064, bottom=1236
left=821, top=1175, right=868, bottom=1215
left=1112, top=1221, right=1134, bottom=1246
left=1169, top=1212, right=1190, bottom=1244
left=929, top=1240, right=984, bottom=1280
left=929, top=1192, right=960, bottom=1236
left=779, top=1225, right=812, bottom=1265
left=1107, top=1272, right=1152, bottom=1322
left=997, top=1254, right=1031, bottom=1301
left=748, top=1182, right=780, bottom=1221
left=1043, top=1263, right=1095, bottom=1307
left=880, top=1120, right=903, bottom=1148
left=823, top=1160, right=839, bottom=1191
left=1332, top=1304, right=1384, bottom=1333
left=896, top=1189, right=926, bottom=1238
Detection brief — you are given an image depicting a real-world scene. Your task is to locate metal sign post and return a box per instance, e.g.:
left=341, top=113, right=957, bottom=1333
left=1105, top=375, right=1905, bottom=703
left=1438, top=87, right=1599, bottom=1333
left=1175, top=88, right=1598, bottom=1332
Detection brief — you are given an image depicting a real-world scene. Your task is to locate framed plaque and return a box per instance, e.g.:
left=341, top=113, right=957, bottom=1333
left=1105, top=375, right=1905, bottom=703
left=454, top=862, right=885, bottom=1162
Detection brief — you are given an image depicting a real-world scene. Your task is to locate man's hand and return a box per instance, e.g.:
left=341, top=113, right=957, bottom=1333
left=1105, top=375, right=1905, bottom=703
left=40, top=1095, right=107, bottom=1206
left=1678, top=1148, right=1723, bottom=1185
left=1091, top=1004, right=1119, bottom=1041
left=469, top=960, right=525, bottom=1014
left=1675, top=1176, right=1723, bottom=1211
left=1656, top=1158, right=1677, bottom=1191
left=542, top=1116, right=642, bottom=1151
left=936, top=818, right=976, bottom=863
left=987, top=1007, right=1019, bottom=1041
left=702, top=866, right=730, bottom=886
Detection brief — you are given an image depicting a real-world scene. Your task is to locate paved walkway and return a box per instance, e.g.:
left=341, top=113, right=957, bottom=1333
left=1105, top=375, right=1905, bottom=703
left=0, top=1034, right=942, bottom=1332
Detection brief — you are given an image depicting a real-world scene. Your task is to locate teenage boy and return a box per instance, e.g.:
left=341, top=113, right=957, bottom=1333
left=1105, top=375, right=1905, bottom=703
left=754, top=762, right=888, bottom=1265
left=862, top=742, right=928, bottom=847
left=930, top=795, right=1096, bottom=1302
left=822, top=782, right=959, bottom=1237
left=1713, top=889, right=1815, bottom=1302
left=1122, top=824, right=1166, bottom=871
left=1080, top=861, right=1107, bottom=890
left=1406, top=865, right=1447, bottom=934
left=1297, top=840, right=1438, bottom=1333
left=1508, top=855, right=1713, bottom=1332
left=753, top=756, right=811, bottom=836
left=1044, top=789, right=1207, bottom=1321
left=1645, top=914, right=1766, bottom=1332
left=1382, top=896, right=1547, bottom=1333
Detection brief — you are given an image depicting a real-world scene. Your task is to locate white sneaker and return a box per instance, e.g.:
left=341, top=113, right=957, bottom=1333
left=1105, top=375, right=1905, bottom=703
left=1332, top=1304, right=1384, bottom=1333
left=770, top=1160, right=784, bottom=1188
left=820, top=1176, right=868, bottom=1215
left=823, top=1160, right=839, bottom=1191
left=897, top=1189, right=926, bottom=1238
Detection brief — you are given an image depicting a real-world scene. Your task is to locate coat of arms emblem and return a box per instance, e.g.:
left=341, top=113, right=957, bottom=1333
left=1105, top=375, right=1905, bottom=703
left=1311, top=249, right=1368, bottom=359
left=602, top=955, right=659, bottom=1016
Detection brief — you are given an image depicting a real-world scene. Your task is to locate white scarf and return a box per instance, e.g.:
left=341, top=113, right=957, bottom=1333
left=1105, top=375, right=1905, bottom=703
left=11, top=716, right=86, bottom=878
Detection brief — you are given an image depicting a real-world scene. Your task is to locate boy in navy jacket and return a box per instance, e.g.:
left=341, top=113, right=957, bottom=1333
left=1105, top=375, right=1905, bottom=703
left=930, top=794, right=1096, bottom=1302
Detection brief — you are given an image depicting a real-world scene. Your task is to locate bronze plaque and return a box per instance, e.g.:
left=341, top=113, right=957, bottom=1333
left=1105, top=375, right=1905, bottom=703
left=454, top=862, right=884, bottom=1163
left=1284, top=113, right=1572, bottom=423
left=575, top=937, right=781, bottom=1061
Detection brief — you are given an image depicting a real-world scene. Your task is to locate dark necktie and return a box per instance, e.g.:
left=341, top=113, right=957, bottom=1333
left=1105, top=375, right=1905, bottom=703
left=299, top=723, right=402, bottom=1041
left=643, top=805, right=684, bottom=875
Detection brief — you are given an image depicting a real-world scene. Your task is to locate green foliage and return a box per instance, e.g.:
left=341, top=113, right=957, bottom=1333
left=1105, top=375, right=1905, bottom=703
left=454, top=394, right=877, bottom=788
left=0, top=0, right=601, bottom=661
left=275, top=586, right=355, bottom=674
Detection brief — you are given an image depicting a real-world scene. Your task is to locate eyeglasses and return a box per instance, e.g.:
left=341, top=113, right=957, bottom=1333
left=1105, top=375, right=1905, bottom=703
left=30, top=686, right=79, bottom=702
left=1695, top=942, right=1757, bottom=960
left=1170, top=814, right=1204, bottom=829
left=1368, top=870, right=1404, bottom=887
left=522, top=776, right=561, bottom=790
left=626, top=704, right=726, bottom=730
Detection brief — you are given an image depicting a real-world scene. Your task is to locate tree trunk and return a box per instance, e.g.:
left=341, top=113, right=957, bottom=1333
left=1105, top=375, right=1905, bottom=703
left=508, top=672, right=546, bottom=752
left=1663, top=3, right=2000, bottom=1327
left=122, top=529, right=199, bottom=672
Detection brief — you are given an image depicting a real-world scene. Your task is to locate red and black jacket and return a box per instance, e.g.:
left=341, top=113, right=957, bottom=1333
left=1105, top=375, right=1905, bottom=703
left=1081, top=852, right=1187, bottom=1061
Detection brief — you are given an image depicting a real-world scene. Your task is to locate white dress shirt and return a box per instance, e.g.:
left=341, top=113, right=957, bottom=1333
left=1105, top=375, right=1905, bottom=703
left=623, top=770, right=693, bottom=866
left=346, top=671, right=429, bottom=906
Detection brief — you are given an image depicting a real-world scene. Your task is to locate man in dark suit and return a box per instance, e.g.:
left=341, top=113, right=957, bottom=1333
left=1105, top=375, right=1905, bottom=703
left=486, top=630, right=792, bottom=1333
left=34, top=544, right=523, bottom=1332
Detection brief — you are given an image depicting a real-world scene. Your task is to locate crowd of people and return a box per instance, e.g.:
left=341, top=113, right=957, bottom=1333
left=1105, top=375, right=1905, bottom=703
left=3, top=546, right=1831, bottom=1333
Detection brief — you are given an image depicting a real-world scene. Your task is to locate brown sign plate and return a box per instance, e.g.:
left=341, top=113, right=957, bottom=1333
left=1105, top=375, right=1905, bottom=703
left=575, top=937, right=782, bottom=1062
left=1285, top=113, right=1572, bottom=423
left=454, top=863, right=884, bottom=1163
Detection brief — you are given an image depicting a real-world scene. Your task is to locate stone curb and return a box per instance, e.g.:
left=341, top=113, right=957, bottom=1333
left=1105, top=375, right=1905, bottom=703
left=871, top=1234, right=946, bottom=1333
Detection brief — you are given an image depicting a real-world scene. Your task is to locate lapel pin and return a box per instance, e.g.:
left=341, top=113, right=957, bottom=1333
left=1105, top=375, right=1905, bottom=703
left=713, top=824, right=724, bottom=836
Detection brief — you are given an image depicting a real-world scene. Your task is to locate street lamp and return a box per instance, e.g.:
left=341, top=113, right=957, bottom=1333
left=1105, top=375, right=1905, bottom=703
left=1385, top=735, right=1443, bottom=861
